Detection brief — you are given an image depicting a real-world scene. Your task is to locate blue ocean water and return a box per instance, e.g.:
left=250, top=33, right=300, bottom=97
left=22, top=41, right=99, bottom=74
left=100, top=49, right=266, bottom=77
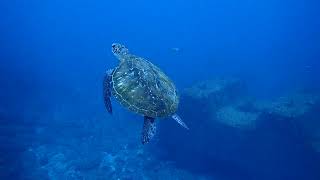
left=1, top=0, right=320, bottom=179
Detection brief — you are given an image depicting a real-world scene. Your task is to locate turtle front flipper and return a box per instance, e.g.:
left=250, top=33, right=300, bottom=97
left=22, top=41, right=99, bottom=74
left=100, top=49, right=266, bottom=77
left=103, top=69, right=113, bottom=114
left=141, top=116, right=156, bottom=144
left=172, top=114, right=189, bottom=130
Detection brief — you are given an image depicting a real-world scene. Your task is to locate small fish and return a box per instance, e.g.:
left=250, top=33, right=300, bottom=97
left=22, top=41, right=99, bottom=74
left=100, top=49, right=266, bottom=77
left=170, top=47, right=180, bottom=52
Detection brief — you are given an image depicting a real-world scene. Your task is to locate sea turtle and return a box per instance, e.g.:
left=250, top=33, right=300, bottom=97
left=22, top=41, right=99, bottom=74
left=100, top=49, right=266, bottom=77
left=103, top=43, right=189, bottom=144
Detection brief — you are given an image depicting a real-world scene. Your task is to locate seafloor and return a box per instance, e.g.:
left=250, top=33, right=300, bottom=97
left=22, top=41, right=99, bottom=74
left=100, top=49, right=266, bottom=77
left=1, top=78, right=320, bottom=179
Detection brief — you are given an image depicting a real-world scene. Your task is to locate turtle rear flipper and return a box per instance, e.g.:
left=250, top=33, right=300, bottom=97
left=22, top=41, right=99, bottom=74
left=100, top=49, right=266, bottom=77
left=172, top=114, right=189, bottom=130
left=141, top=116, right=156, bottom=144
left=103, top=69, right=113, bottom=114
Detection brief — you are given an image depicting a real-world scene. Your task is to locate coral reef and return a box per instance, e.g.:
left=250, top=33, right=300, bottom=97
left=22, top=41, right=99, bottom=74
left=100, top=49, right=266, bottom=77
left=252, top=93, right=320, bottom=153
left=158, top=79, right=320, bottom=180
left=183, top=78, right=247, bottom=110
left=259, top=93, right=319, bottom=118
left=18, top=99, right=212, bottom=179
left=215, top=106, right=259, bottom=130
left=179, top=78, right=251, bottom=130
left=4, top=77, right=320, bottom=179
left=22, top=142, right=210, bottom=180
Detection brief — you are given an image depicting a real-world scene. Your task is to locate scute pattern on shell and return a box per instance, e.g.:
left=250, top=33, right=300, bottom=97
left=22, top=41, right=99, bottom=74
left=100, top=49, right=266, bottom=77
left=111, top=55, right=178, bottom=118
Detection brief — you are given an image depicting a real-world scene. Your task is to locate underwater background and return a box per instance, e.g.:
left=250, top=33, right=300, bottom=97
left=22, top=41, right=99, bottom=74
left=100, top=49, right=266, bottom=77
left=1, top=0, right=320, bottom=179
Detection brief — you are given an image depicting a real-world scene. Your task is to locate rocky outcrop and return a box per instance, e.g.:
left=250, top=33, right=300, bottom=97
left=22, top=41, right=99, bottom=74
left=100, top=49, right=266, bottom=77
left=250, top=93, right=320, bottom=153
left=183, top=78, right=247, bottom=110
left=158, top=79, right=320, bottom=180
left=179, top=78, right=253, bottom=129
left=255, top=93, right=319, bottom=118
left=215, top=106, right=260, bottom=130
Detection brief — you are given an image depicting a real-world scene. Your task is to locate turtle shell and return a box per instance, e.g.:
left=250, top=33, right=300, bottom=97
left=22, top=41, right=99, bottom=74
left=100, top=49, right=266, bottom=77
left=111, top=55, right=178, bottom=118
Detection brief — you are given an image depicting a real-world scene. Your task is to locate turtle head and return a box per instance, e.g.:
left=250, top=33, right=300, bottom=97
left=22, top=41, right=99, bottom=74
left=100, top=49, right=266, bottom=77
left=112, top=43, right=129, bottom=61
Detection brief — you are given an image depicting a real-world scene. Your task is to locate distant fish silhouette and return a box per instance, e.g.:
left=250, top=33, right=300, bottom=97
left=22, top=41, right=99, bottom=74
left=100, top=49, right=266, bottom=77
left=304, top=65, right=312, bottom=72
left=170, top=47, right=181, bottom=53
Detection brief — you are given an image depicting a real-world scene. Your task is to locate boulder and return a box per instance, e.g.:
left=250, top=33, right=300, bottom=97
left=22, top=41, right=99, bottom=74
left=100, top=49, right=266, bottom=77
left=182, top=78, right=247, bottom=111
